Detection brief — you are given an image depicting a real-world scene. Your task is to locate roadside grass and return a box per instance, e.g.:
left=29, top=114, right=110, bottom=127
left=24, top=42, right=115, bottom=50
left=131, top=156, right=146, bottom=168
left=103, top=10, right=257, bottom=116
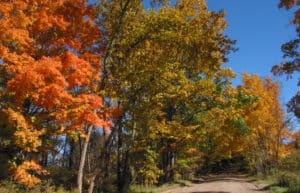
left=249, top=172, right=299, bottom=193
left=0, top=179, right=191, bottom=193
left=248, top=175, right=274, bottom=184
left=269, top=186, right=289, bottom=193
left=248, top=175, right=286, bottom=193
left=129, top=180, right=191, bottom=193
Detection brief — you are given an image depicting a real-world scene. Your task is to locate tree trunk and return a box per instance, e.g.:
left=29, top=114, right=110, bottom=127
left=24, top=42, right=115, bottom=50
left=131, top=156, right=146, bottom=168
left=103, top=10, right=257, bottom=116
left=117, top=123, right=124, bottom=193
left=69, top=138, right=74, bottom=169
left=170, top=150, right=175, bottom=181
left=41, top=150, right=48, bottom=167
left=88, top=174, right=96, bottom=193
left=77, top=125, right=93, bottom=193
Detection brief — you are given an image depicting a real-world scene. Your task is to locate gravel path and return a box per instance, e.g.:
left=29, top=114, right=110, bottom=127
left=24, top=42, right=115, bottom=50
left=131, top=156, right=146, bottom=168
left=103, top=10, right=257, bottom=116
left=161, top=174, right=269, bottom=193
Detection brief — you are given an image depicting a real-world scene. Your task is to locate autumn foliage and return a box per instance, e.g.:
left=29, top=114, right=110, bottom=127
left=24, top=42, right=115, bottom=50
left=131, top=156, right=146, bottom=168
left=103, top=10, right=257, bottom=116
left=238, top=73, right=291, bottom=173
left=0, top=0, right=297, bottom=192
left=0, top=0, right=108, bottom=187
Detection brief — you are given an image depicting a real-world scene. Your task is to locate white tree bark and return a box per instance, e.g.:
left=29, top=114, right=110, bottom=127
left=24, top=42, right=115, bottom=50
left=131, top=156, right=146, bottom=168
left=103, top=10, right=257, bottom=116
left=77, top=125, right=93, bottom=193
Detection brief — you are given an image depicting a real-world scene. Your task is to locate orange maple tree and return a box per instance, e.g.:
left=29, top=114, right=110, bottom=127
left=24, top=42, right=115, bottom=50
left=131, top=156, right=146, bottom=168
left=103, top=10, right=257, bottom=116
left=0, top=0, right=109, bottom=187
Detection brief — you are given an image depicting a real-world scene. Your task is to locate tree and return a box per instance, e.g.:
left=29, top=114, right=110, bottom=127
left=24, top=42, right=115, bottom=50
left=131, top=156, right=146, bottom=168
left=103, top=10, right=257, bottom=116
left=0, top=1, right=109, bottom=190
left=97, top=0, right=235, bottom=189
left=239, top=73, right=290, bottom=174
left=272, top=0, right=300, bottom=118
left=3, top=1, right=293, bottom=192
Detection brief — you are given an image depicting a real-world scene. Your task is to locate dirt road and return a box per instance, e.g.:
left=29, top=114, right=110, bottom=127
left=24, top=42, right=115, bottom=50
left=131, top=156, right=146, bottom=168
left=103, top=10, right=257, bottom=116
left=161, top=174, right=269, bottom=193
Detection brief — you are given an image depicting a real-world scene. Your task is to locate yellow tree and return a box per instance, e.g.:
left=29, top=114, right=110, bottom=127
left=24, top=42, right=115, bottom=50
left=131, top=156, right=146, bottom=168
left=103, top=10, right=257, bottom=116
left=239, top=73, right=290, bottom=174
left=97, top=0, right=236, bottom=188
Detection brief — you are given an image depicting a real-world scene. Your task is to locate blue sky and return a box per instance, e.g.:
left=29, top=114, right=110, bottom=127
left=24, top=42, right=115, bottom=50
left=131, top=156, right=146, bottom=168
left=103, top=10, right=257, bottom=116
left=206, top=0, right=298, bottom=110
left=143, top=0, right=298, bottom=111
left=129, top=0, right=299, bottom=122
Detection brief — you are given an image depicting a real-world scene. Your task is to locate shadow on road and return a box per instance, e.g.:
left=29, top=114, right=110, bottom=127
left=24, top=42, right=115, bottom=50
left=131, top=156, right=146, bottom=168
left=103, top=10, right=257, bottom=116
left=191, top=173, right=253, bottom=184
left=250, top=183, right=279, bottom=192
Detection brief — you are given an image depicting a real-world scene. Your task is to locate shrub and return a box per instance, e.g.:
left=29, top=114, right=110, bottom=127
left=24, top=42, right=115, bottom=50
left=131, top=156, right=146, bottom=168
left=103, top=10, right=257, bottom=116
left=276, top=151, right=300, bottom=192
left=287, top=176, right=300, bottom=193
left=276, top=171, right=300, bottom=193
left=277, top=172, right=297, bottom=187
left=0, top=180, right=78, bottom=193
left=279, top=151, right=300, bottom=172
left=0, top=180, right=22, bottom=193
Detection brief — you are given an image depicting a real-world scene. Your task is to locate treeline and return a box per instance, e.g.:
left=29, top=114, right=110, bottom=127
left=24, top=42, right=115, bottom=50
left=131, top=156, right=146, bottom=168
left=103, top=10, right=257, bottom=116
left=0, top=0, right=298, bottom=193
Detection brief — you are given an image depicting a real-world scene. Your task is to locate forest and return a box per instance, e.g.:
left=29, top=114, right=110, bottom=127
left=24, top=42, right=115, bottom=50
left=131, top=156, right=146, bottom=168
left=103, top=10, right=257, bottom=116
left=0, top=0, right=299, bottom=193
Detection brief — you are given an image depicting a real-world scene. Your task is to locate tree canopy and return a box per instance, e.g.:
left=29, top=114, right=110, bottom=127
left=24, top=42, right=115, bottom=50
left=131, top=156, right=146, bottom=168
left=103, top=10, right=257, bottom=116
left=0, top=1, right=297, bottom=193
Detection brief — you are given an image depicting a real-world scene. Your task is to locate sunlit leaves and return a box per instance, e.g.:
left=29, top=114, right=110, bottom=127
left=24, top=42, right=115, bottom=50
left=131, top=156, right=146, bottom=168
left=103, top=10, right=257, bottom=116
left=3, top=108, right=43, bottom=152
left=239, top=73, right=290, bottom=173
left=0, top=0, right=106, bottom=187
left=98, top=0, right=237, bottom=184
left=13, top=161, right=48, bottom=188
